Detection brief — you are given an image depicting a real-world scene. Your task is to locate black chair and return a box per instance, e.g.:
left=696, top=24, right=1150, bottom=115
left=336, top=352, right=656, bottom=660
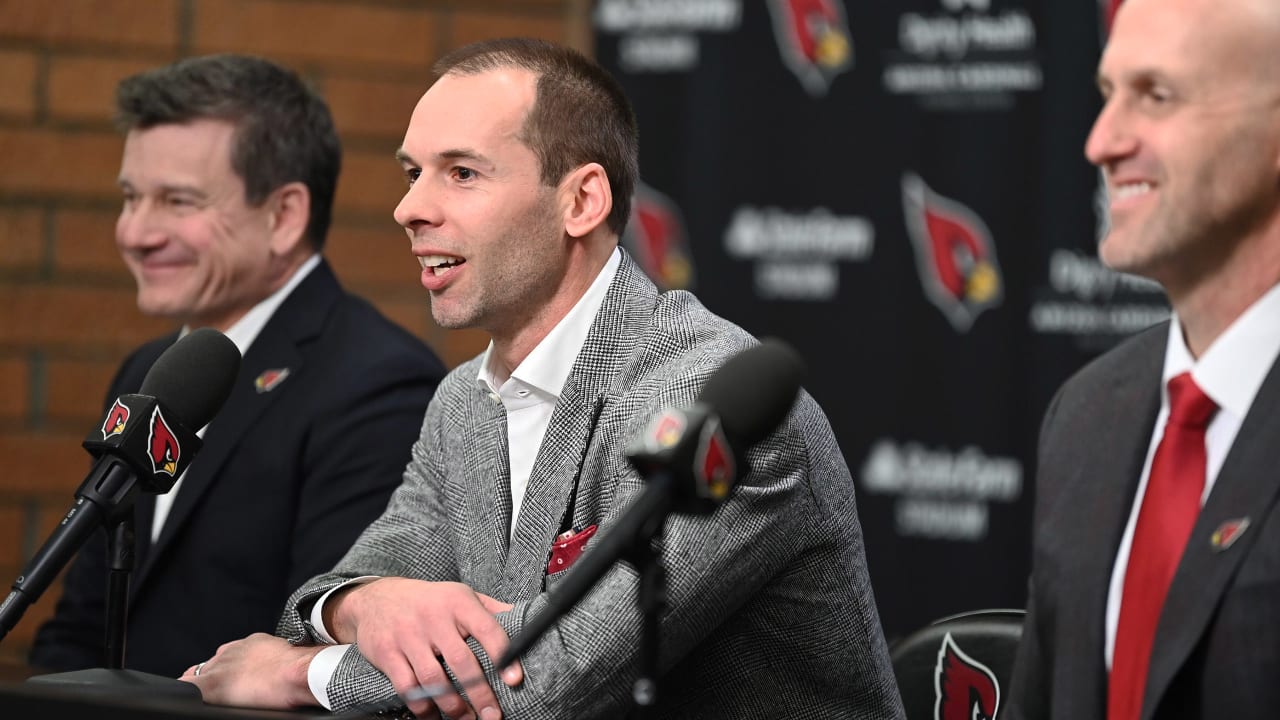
left=889, top=608, right=1025, bottom=720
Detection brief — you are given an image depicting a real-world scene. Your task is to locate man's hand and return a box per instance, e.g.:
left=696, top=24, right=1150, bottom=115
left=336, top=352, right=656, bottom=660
left=328, top=578, right=525, bottom=720
left=180, top=633, right=323, bottom=709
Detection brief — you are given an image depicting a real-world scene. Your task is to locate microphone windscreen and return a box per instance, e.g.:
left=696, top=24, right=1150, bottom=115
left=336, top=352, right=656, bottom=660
left=139, top=327, right=241, bottom=429
left=698, top=339, right=805, bottom=447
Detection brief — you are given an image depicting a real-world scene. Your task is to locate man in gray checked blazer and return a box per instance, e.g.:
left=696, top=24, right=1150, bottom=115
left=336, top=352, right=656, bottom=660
left=180, top=38, right=904, bottom=720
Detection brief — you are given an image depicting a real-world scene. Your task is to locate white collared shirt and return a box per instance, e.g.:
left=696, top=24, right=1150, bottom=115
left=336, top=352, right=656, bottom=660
left=477, top=247, right=622, bottom=538
left=149, top=254, right=321, bottom=541
left=1104, top=282, right=1280, bottom=668
left=306, top=248, right=622, bottom=708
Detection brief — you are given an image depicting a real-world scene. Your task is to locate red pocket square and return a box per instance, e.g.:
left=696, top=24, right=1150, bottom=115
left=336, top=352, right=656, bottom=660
left=547, top=524, right=599, bottom=575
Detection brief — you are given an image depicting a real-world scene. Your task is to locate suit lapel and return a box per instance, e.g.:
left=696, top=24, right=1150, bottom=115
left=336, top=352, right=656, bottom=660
left=460, top=382, right=513, bottom=595
left=1143, top=355, right=1280, bottom=719
left=497, top=253, right=650, bottom=602
left=500, top=379, right=600, bottom=602
left=132, top=261, right=341, bottom=591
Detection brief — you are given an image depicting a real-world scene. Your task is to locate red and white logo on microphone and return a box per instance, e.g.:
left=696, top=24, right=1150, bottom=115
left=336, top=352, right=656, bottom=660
left=695, top=417, right=735, bottom=501
left=148, top=406, right=182, bottom=477
left=101, top=399, right=130, bottom=440
left=645, top=410, right=688, bottom=453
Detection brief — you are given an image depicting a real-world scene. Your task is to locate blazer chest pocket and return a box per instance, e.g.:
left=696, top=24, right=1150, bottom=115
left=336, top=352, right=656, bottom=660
left=543, top=524, right=599, bottom=592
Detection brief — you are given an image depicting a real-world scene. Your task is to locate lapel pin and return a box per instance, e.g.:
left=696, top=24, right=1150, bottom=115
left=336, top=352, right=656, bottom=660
left=254, top=368, right=291, bottom=394
left=1210, top=518, right=1250, bottom=552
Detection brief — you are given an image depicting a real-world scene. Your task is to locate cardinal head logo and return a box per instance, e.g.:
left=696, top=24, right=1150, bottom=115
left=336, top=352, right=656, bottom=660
left=148, top=406, right=182, bottom=477
left=934, top=632, right=1000, bottom=720
left=903, top=173, right=1003, bottom=331
left=767, top=0, right=854, bottom=96
left=102, top=399, right=130, bottom=440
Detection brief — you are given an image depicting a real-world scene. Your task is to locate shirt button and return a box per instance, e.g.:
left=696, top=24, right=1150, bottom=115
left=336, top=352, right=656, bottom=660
left=489, top=392, right=500, bottom=403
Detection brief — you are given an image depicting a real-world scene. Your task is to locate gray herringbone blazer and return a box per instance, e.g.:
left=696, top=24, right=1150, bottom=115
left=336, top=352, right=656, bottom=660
left=278, top=252, right=904, bottom=719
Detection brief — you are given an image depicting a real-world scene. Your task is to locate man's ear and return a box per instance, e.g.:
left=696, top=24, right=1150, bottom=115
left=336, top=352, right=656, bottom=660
left=561, top=163, right=613, bottom=239
left=266, top=181, right=312, bottom=256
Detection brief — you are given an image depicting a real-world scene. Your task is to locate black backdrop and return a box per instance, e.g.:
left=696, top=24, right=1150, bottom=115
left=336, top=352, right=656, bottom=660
left=595, top=0, right=1169, bottom=639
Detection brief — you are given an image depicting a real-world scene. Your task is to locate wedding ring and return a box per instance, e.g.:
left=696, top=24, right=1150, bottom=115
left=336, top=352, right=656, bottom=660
left=194, top=661, right=206, bottom=677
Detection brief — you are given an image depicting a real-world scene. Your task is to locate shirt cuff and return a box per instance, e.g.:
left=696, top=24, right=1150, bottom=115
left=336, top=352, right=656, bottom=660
left=309, top=575, right=379, bottom=643
left=307, top=644, right=350, bottom=710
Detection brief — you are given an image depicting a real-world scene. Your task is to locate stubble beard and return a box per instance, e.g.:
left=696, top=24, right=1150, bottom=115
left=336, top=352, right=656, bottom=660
left=429, top=218, right=564, bottom=335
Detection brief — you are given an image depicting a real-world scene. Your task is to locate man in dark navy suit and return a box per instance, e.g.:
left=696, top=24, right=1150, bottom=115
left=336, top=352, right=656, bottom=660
left=29, top=54, right=445, bottom=678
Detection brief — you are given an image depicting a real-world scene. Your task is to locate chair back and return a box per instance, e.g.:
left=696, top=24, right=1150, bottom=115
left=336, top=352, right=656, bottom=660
left=889, top=608, right=1025, bottom=720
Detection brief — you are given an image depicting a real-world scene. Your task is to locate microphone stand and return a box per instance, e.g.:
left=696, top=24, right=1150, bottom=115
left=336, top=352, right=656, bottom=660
left=24, top=499, right=199, bottom=701
left=627, top=512, right=667, bottom=717
left=104, top=514, right=136, bottom=669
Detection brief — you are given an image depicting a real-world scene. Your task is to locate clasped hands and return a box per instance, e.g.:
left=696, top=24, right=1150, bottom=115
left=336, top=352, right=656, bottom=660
left=181, top=579, right=524, bottom=720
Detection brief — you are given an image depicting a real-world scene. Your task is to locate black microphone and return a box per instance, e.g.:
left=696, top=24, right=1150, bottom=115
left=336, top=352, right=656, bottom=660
left=0, top=328, right=240, bottom=641
left=496, top=339, right=805, bottom=668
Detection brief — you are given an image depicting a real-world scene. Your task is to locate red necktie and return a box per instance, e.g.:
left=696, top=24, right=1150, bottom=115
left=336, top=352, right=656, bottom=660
left=1108, top=372, right=1217, bottom=720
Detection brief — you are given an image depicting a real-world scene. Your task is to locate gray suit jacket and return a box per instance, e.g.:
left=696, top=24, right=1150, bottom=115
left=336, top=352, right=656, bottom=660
left=279, top=252, right=904, bottom=719
left=1008, top=321, right=1280, bottom=720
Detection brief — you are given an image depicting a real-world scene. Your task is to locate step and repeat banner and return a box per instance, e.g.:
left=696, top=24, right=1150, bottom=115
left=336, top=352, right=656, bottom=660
left=597, top=0, right=1168, bottom=638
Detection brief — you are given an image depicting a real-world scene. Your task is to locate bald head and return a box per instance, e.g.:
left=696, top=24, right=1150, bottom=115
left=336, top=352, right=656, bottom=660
left=1111, top=0, right=1280, bottom=87
left=1089, top=0, right=1280, bottom=339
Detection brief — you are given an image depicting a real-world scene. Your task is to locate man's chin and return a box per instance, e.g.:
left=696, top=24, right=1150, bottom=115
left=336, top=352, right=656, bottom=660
left=135, top=295, right=194, bottom=323
left=1097, top=231, right=1146, bottom=275
left=428, top=310, right=475, bottom=331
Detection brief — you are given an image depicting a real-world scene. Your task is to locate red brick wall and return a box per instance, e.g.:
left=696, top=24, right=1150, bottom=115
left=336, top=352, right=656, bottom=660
left=0, top=0, right=589, bottom=664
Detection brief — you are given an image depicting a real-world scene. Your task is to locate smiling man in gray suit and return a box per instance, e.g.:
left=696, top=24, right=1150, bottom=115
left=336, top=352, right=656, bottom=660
left=179, top=38, right=903, bottom=720
left=1007, top=0, right=1280, bottom=718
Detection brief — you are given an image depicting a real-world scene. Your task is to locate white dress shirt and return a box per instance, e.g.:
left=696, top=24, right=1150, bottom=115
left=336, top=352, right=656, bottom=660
left=306, top=248, right=622, bottom=708
left=1104, top=282, right=1280, bottom=668
left=149, top=254, right=321, bottom=541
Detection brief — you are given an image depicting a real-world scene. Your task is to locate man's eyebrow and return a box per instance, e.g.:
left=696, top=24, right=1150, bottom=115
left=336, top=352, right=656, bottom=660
left=116, top=179, right=206, bottom=197
left=437, top=148, right=491, bottom=165
left=396, top=146, right=495, bottom=169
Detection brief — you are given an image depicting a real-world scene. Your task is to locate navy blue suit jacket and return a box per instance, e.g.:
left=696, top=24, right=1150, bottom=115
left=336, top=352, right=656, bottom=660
left=30, top=260, right=444, bottom=677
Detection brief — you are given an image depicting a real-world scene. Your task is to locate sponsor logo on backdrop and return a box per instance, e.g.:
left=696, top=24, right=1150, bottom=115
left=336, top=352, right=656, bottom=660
left=1028, top=249, right=1168, bottom=341
left=860, top=438, right=1023, bottom=542
left=1100, top=0, right=1122, bottom=38
left=935, top=633, right=1000, bottom=720
left=902, top=173, right=1002, bottom=331
left=766, top=0, right=854, bottom=96
left=723, top=204, right=874, bottom=301
left=882, top=0, right=1041, bottom=110
left=595, top=0, right=743, bottom=73
left=623, top=181, right=696, bottom=290
left=147, top=406, right=181, bottom=477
